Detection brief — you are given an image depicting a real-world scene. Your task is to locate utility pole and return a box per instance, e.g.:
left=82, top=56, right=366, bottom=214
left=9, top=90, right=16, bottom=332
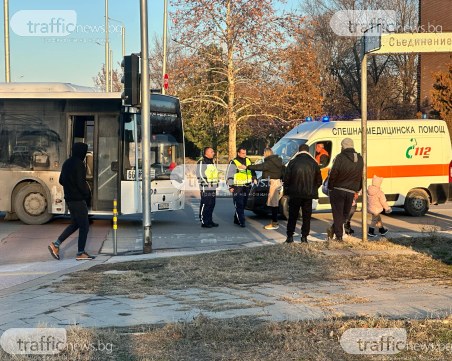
left=3, top=0, right=11, bottom=82
left=140, top=0, right=152, bottom=251
left=110, top=49, right=113, bottom=91
left=121, top=25, right=126, bottom=57
left=162, top=0, right=168, bottom=94
left=105, top=0, right=110, bottom=92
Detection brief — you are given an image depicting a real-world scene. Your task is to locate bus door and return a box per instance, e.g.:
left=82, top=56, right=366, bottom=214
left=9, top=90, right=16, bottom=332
left=70, top=114, right=119, bottom=211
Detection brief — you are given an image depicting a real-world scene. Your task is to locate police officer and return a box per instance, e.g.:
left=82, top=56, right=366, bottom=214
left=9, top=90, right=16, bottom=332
left=226, top=147, right=256, bottom=227
left=197, top=147, right=219, bottom=228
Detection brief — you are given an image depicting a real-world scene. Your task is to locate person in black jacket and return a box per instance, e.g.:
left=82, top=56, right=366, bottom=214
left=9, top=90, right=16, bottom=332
left=197, top=147, right=219, bottom=228
left=327, top=138, right=364, bottom=241
left=283, top=144, right=322, bottom=243
left=247, top=148, right=284, bottom=230
left=48, top=143, right=95, bottom=261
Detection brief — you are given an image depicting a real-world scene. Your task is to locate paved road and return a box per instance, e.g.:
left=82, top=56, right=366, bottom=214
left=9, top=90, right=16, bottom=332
left=1, top=195, right=451, bottom=266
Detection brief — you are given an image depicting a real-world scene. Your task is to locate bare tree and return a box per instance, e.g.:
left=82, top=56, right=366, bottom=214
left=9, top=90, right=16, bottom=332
left=302, top=0, right=418, bottom=119
left=171, top=0, right=296, bottom=158
left=93, top=64, right=122, bottom=92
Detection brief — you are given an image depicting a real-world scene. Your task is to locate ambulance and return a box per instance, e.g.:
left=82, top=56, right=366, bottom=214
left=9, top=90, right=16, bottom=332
left=246, top=119, right=452, bottom=216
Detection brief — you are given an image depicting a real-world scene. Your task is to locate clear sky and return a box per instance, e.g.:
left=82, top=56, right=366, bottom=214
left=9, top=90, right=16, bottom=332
left=0, top=0, right=300, bottom=87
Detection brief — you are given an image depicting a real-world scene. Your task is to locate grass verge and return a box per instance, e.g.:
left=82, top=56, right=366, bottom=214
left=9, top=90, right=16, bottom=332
left=51, top=236, right=452, bottom=297
left=1, top=316, right=451, bottom=360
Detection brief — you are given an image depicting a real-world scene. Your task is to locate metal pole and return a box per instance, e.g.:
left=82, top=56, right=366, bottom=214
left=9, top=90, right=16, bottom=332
left=122, top=25, right=126, bottom=57
left=105, top=0, right=110, bottom=92
left=3, top=0, right=11, bottom=82
left=162, top=0, right=168, bottom=95
left=361, top=54, right=368, bottom=242
left=140, top=0, right=152, bottom=252
left=110, top=49, right=113, bottom=91
left=113, top=198, right=118, bottom=255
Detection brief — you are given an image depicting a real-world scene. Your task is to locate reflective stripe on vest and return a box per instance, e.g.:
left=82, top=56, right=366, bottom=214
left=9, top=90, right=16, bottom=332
left=233, top=158, right=252, bottom=185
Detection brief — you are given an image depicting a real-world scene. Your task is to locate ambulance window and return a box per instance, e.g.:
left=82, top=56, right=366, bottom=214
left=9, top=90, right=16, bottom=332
left=312, top=141, right=332, bottom=168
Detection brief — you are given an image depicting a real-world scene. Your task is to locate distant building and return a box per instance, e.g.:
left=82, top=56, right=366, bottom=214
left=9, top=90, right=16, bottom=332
left=418, top=0, right=452, bottom=112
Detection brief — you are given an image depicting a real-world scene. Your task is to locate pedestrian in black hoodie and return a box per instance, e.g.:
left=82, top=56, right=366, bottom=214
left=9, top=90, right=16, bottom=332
left=48, top=143, right=95, bottom=261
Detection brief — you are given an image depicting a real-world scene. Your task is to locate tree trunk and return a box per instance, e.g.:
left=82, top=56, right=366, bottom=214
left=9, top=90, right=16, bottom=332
left=226, top=0, right=236, bottom=160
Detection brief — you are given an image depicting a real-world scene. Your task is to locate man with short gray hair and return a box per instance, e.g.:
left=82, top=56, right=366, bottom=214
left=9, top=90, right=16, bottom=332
left=327, top=138, right=363, bottom=241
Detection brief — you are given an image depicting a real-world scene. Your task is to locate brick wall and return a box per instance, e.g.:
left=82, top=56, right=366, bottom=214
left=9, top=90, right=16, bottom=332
left=418, top=0, right=452, bottom=111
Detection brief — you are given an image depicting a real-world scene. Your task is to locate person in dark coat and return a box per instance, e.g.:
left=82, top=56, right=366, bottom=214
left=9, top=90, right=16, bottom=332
left=283, top=144, right=322, bottom=243
left=247, top=148, right=284, bottom=230
left=197, top=147, right=219, bottom=228
left=48, top=143, right=95, bottom=261
left=327, top=138, right=364, bottom=241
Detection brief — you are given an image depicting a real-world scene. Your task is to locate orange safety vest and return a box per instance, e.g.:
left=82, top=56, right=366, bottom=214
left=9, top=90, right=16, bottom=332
left=315, top=148, right=329, bottom=164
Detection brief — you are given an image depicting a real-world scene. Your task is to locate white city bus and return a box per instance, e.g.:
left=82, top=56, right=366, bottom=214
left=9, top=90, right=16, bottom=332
left=0, top=82, right=185, bottom=224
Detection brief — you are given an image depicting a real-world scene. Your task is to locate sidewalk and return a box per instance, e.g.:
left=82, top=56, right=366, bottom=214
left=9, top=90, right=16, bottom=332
left=1, top=225, right=452, bottom=333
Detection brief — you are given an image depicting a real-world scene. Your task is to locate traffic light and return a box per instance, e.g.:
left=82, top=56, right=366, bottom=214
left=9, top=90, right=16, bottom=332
left=121, top=54, right=140, bottom=106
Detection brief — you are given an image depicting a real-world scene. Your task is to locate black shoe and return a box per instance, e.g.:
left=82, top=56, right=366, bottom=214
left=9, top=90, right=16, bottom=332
left=300, top=236, right=308, bottom=243
left=240, top=224, right=246, bottom=228
left=379, top=227, right=388, bottom=236
left=233, top=218, right=240, bottom=225
left=210, top=222, right=219, bottom=227
left=285, top=236, right=294, bottom=243
left=201, top=224, right=213, bottom=228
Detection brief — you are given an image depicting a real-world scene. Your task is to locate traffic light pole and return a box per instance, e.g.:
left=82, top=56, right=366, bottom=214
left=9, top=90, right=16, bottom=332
left=140, top=0, right=152, bottom=252
left=361, top=53, right=368, bottom=242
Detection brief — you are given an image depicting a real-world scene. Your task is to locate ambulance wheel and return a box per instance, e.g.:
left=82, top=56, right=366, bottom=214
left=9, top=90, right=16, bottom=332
left=279, top=196, right=303, bottom=220
left=13, top=183, right=53, bottom=224
left=279, top=196, right=289, bottom=220
left=404, top=189, right=429, bottom=217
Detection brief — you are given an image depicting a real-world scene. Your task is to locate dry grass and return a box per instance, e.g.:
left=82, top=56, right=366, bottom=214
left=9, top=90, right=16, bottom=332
left=390, top=235, right=452, bottom=265
left=3, top=237, right=451, bottom=360
left=51, top=236, right=452, bottom=297
left=2, top=316, right=451, bottom=360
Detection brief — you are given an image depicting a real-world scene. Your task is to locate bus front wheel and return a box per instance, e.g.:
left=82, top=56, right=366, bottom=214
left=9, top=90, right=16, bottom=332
left=404, top=189, right=430, bottom=217
left=13, top=184, right=53, bottom=225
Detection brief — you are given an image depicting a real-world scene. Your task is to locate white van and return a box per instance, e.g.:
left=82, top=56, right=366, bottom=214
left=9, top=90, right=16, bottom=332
left=246, top=119, right=452, bottom=216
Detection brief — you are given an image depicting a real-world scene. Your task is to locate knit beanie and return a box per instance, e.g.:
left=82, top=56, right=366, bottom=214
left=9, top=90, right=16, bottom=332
left=341, top=138, right=354, bottom=149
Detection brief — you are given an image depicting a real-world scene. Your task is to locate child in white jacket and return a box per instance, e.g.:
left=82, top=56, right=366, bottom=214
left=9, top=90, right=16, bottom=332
left=367, top=175, right=392, bottom=237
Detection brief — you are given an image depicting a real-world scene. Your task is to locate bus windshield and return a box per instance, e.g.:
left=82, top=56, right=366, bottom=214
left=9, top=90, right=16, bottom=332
left=271, top=138, right=307, bottom=164
left=123, top=111, right=184, bottom=181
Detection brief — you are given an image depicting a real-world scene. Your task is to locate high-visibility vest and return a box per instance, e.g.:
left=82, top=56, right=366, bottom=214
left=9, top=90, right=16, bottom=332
left=197, top=158, right=219, bottom=185
left=204, top=164, right=219, bottom=183
left=232, top=158, right=252, bottom=185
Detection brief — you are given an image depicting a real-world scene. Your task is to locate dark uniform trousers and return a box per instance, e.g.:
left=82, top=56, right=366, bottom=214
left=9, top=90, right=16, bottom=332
left=200, top=189, right=216, bottom=225
left=232, top=185, right=250, bottom=226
